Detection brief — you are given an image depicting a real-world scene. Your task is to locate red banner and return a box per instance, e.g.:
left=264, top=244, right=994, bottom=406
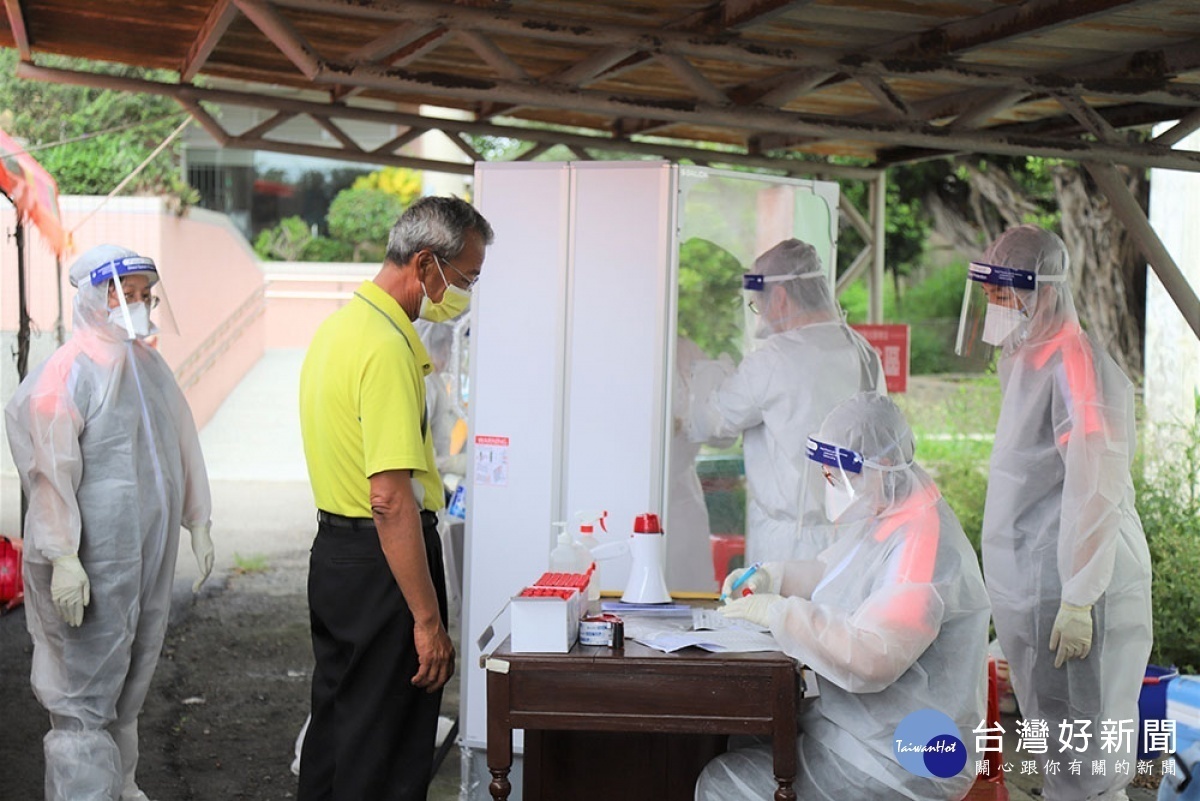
left=851, top=324, right=910, bottom=394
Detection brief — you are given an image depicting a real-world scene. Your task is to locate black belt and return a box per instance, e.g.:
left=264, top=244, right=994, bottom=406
left=317, top=510, right=438, bottom=530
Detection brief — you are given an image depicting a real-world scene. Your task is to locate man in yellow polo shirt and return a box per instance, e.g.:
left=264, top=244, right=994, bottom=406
left=297, top=196, right=493, bottom=801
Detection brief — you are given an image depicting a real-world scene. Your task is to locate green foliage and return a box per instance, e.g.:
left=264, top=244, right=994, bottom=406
left=326, top=188, right=405, bottom=262
left=837, top=162, right=937, bottom=281
left=0, top=50, right=191, bottom=198
left=841, top=261, right=977, bottom=375
left=253, top=216, right=312, bottom=261
left=677, top=237, right=745, bottom=360
left=895, top=377, right=1000, bottom=557
left=351, top=167, right=423, bottom=207
left=1135, top=408, right=1200, bottom=673
left=301, top=236, right=354, bottom=262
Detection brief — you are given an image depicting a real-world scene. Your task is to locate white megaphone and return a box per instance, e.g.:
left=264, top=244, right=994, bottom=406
left=621, top=513, right=672, bottom=604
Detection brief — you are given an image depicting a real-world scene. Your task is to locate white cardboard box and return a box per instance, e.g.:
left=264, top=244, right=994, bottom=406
left=510, top=589, right=583, bottom=653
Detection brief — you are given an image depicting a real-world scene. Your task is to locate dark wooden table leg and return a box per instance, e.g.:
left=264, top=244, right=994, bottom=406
left=772, top=665, right=799, bottom=801
left=487, top=669, right=513, bottom=800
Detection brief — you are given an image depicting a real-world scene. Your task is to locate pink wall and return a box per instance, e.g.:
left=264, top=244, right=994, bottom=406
left=262, top=266, right=375, bottom=349
left=0, top=197, right=266, bottom=429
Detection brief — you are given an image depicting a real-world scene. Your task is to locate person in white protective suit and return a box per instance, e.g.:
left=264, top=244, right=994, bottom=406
left=688, top=238, right=884, bottom=563
left=958, top=225, right=1152, bottom=801
left=698, top=392, right=991, bottom=801
left=4, top=244, right=214, bottom=801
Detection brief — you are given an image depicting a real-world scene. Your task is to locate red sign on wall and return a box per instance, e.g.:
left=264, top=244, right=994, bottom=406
left=851, top=324, right=910, bottom=394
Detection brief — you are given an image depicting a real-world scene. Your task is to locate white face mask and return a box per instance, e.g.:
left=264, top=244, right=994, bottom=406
left=825, top=482, right=857, bottom=522
left=981, top=303, right=1025, bottom=346
left=108, top=302, right=153, bottom=339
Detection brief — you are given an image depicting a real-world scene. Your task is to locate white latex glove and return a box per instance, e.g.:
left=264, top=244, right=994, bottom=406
left=188, top=524, right=215, bottom=592
left=720, top=563, right=779, bottom=602
left=51, top=554, right=90, bottom=627
left=1049, top=602, right=1093, bottom=668
left=721, top=593, right=783, bottom=628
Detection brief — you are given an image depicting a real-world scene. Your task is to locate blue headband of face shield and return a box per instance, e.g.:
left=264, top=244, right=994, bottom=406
left=966, top=261, right=1036, bottom=290
left=742, top=272, right=821, bottom=291
left=88, top=256, right=159, bottom=287
left=806, top=438, right=863, bottom=473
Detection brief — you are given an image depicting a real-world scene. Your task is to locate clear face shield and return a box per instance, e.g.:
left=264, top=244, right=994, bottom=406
left=741, top=271, right=825, bottom=339
left=955, top=261, right=1067, bottom=358
left=89, top=255, right=178, bottom=340
left=806, top=437, right=868, bottom=523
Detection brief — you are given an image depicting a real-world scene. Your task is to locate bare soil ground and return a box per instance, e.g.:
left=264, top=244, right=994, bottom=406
left=0, top=549, right=462, bottom=801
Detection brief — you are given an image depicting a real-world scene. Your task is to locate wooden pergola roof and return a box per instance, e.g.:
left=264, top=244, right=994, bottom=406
left=2, top=0, right=1198, bottom=332
left=4, top=0, right=1200, bottom=179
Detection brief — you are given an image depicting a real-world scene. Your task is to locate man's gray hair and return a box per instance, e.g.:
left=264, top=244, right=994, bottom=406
left=386, top=196, right=494, bottom=266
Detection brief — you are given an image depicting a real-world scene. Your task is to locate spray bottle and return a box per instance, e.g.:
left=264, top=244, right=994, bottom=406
left=575, top=510, right=608, bottom=603
left=549, top=521, right=591, bottom=574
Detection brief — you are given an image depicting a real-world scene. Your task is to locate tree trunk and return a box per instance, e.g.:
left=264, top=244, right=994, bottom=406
left=1051, top=164, right=1145, bottom=379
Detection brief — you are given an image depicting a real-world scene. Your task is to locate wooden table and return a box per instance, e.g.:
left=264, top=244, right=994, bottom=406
left=485, top=637, right=801, bottom=801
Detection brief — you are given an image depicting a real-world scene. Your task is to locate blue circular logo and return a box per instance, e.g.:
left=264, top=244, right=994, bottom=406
left=893, top=709, right=968, bottom=779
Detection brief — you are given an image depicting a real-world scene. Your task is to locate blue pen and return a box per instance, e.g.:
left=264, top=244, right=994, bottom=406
left=721, top=561, right=763, bottom=602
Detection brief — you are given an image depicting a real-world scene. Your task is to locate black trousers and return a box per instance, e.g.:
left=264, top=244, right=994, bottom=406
left=299, top=511, right=448, bottom=801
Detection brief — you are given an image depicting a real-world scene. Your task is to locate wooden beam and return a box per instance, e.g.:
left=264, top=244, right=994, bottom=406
left=332, top=25, right=449, bottom=101
left=4, top=0, right=30, bottom=60
left=182, top=0, right=237, bottom=82
left=315, top=61, right=1200, bottom=171
left=1155, top=110, right=1200, bottom=148
left=371, top=127, right=425, bottom=155
left=235, top=135, right=475, bottom=174
left=456, top=30, right=529, bottom=81
left=888, top=0, right=1157, bottom=58
left=722, top=0, right=811, bottom=31
left=233, top=0, right=322, bottom=80
left=657, top=54, right=728, bottom=106
left=239, top=110, right=296, bottom=139
left=1085, top=161, right=1200, bottom=340
left=176, top=98, right=230, bottom=146
left=344, top=21, right=436, bottom=63
left=311, top=116, right=362, bottom=152
left=1056, top=94, right=1121, bottom=143
left=855, top=75, right=911, bottom=120
left=2, top=62, right=886, bottom=181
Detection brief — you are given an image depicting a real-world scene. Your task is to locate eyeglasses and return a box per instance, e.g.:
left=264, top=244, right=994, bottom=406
left=109, top=285, right=160, bottom=308
left=435, top=254, right=480, bottom=290
left=821, top=466, right=842, bottom=487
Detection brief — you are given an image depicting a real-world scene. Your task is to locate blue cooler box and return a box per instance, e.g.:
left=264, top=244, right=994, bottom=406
left=1170, top=676, right=1200, bottom=756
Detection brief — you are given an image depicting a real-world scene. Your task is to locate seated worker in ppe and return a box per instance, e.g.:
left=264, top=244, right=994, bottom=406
left=688, top=238, right=884, bottom=564
left=958, top=225, right=1151, bottom=801
left=5, top=244, right=213, bottom=801
left=697, top=392, right=991, bottom=801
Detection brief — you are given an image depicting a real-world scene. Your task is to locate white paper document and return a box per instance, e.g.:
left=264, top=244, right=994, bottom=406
left=620, top=608, right=781, bottom=653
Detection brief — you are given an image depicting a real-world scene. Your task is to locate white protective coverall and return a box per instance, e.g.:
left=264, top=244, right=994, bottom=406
left=688, top=238, right=884, bottom=563
left=5, top=244, right=212, bottom=801
left=698, top=392, right=991, bottom=801
left=972, top=226, right=1152, bottom=801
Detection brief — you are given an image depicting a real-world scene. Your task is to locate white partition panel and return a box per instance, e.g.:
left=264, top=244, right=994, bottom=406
left=562, top=163, right=675, bottom=592
left=462, top=163, right=571, bottom=748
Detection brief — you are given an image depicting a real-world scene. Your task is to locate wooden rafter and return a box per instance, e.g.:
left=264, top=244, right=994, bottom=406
left=4, top=0, right=30, bottom=60
left=182, top=0, right=237, bottom=82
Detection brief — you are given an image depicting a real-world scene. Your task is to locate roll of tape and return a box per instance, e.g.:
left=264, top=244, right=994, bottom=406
left=579, top=614, right=624, bottom=647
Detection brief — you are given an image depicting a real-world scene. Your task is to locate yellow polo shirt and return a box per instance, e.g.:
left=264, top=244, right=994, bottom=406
left=299, top=280, right=443, bottom=516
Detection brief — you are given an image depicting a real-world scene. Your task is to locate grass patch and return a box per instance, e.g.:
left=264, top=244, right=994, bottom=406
left=232, top=553, right=269, bottom=575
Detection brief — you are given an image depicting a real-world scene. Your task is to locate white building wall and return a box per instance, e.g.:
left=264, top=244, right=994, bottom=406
left=1147, top=128, right=1200, bottom=451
